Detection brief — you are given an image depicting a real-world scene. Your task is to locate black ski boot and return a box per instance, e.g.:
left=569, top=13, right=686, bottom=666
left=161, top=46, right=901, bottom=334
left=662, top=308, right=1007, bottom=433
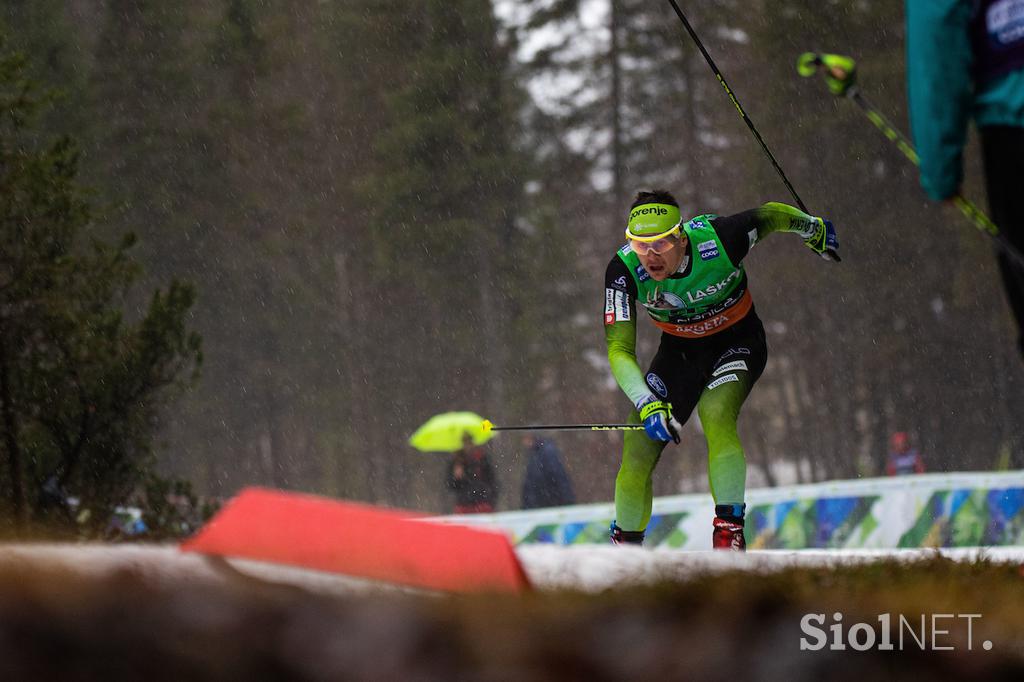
left=610, top=521, right=645, bottom=546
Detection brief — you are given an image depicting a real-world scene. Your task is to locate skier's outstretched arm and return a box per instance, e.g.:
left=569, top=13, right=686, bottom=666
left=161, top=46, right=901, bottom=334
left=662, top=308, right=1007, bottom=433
left=712, top=202, right=839, bottom=262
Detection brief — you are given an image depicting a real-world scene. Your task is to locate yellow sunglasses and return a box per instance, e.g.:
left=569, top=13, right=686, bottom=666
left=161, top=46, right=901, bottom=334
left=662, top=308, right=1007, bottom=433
left=626, top=223, right=682, bottom=255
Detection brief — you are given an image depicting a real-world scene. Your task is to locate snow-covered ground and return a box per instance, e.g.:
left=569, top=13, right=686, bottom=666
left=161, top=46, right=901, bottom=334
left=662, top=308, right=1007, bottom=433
left=1, top=543, right=1021, bottom=595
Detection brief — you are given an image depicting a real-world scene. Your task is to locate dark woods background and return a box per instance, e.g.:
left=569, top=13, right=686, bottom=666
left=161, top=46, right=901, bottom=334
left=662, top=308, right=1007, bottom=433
left=1, top=0, right=1021, bottom=530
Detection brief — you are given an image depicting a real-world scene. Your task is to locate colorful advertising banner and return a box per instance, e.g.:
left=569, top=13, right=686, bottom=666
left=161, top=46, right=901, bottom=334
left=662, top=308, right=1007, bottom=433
left=436, top=472, right=1024, bottom=550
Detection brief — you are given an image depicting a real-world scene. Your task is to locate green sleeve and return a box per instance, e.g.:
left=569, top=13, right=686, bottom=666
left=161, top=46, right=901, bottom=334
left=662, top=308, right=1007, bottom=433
left=750, top=202, right=823, bottom=241
left=605, top=315, right=652, bottom=407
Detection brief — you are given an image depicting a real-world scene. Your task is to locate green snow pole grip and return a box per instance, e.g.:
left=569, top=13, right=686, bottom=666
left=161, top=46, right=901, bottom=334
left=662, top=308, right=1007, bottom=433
left=482, top=420, right=643, bottom=433
left=797, top=52, right=857, bottom=96
left=798, top=52, right=1024, bottom=269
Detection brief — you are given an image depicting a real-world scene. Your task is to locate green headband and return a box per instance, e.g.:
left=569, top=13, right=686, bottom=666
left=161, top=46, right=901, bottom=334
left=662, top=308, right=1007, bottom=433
left=626, top=203, right=681, bottom=238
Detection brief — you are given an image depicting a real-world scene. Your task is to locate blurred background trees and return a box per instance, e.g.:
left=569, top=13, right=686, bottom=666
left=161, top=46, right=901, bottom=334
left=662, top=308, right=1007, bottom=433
left=1, top=0, right=1020, bottom=521
left=0, top=40, right=201, bottom=535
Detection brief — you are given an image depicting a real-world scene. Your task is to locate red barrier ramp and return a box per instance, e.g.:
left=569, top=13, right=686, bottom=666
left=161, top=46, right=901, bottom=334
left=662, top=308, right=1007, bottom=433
left=180, top=487, right=530, bottom=593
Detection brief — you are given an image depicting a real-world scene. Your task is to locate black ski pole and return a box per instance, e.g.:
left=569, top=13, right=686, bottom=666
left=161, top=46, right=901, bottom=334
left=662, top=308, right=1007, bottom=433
left=660, top=2, right=843, bottom=260
left=482, top=420, right=643, bottom=433
left=797, top=52, right=1024, bottom=270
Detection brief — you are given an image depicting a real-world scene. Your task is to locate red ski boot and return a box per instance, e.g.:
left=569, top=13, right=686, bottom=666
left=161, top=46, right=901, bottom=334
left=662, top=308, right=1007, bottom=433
left=712, top=517, right=746, bottom=550
left=712, top=504, right=746, bottom=551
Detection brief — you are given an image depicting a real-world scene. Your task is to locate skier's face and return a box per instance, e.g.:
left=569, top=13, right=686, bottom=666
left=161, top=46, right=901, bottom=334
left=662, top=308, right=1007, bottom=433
left=636, top=235, right=687, bottom=280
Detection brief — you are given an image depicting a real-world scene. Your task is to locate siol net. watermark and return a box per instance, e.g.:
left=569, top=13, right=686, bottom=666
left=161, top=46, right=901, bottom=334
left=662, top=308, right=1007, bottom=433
left=800, top=612, right=992, bottom=652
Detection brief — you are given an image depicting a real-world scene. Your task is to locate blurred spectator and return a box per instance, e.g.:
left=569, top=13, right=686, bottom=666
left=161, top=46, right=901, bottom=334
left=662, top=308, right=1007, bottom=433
left=38, top=475, right=75, bottom=524
left=521, top=435, right=575, bottom=509
left=105, top=506, right=148, bottom=540
left=446, top=433, right=498, bottom=514
left=905, top=0, right=1024, bottom=358
left=886, top=431, right=926, bottom=476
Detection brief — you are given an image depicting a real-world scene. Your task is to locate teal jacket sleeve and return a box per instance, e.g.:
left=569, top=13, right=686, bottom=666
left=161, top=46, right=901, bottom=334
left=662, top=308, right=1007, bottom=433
left=905, top=0, right=974, bottom=201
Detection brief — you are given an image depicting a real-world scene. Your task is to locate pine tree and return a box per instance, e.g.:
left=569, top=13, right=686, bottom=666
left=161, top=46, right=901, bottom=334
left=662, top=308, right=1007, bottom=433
left=0, top=41, right=201, bottom=535
left=330, top=0, right=532, bottom=505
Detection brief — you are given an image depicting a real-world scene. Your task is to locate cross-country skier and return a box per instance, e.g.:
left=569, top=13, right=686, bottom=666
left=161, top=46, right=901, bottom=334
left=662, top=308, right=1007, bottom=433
left=604, top=190, right=838, bottom=550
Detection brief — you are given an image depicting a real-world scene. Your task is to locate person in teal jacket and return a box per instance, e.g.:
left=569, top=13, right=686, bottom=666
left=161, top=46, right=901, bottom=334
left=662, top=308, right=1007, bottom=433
left=906, top=0, right=1024, bottom=358
left=604, top=190, right=838, bottom=550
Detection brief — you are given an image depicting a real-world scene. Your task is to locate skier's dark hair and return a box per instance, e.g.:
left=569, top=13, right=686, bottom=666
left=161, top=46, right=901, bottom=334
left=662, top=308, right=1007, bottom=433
left=630, top=189, right=678, bottom=210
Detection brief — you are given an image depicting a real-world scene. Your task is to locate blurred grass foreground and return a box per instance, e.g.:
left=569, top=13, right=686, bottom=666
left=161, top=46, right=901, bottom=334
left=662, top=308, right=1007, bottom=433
left=0, top=548, right=1022, bottom=680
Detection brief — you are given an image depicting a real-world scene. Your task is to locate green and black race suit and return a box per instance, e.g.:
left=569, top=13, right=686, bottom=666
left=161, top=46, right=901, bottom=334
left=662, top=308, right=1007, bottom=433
left=605, top=201, right=829, bottom=530
left=604, top=202, right=821, bottom=407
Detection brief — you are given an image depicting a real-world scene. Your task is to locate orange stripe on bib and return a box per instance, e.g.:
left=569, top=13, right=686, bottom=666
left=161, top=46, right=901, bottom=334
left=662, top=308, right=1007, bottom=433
left=651, top=289, right=753, bottom=338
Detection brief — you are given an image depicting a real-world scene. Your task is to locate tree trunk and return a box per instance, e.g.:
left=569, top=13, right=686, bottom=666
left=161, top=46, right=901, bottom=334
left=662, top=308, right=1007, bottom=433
left=680, top=49, right=700, bottom=208
left=334, top=250, right=376, bottom=502
left=609, top=0, right=624, bottom=228
left=0, top=332, right=26, bottom=531
left=261, top=383, right=285, bottom=489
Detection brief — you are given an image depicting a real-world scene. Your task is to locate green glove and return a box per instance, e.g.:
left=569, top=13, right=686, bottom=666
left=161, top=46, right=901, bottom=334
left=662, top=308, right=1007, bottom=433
left=802, top=217, right=840, bottom=262
left=637, top=396, right=681, bottom=443
left=796, top=52, right=857, bottom=97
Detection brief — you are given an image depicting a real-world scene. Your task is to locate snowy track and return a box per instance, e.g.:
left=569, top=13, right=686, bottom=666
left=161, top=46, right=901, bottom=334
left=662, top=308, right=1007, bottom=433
left=1, top=543, right=1021, bottom=595
left=518, top=545, right=1024, bottom=591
